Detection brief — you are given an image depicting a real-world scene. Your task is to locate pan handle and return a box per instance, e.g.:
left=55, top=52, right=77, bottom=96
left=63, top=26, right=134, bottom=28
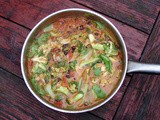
left=127, top=61, right=160, bottom=73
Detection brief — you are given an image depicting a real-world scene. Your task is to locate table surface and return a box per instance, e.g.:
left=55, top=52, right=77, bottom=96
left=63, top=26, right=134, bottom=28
left=0, top=0, right=160, bottom=120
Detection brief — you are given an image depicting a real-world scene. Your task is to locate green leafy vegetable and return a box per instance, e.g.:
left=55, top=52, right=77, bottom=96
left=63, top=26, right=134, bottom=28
left=95, top=21, right=105, bottom=29
left=69, top=81, right=78, bottom=93
left=32, top=63, right=46, bottom=74
left=28, top=43, right=40, bottom=57
left=80, top=58, right=100, bottom=68
left=77, top=41, right=87, bottom=55
left=93, top=66, right=102, bottom=76
left=45, top=83, right=55, bottom=98
left=46, top=72, right=51, bottom=81
left=92, top=84, right=106, bottom=99
left=37, top=50, right=44, bottom=57
left=77, top=41, right=84, bottom=52
left=99, top=54, right=112, bottom=72
left=66, top=91, right=84, bottom=105
left=92, top=43, right=104, bottom=50
left=69, top=60, right=77, bottom=70
left=55, top=94, right=63, bottom=101
left=78, top=78, right=82, bottom=92
left=56, top=86, right=69, bottom=96
left=77, top=40, right=90, bottom=55
left=86, top=27, right=91, bottom=33
left=43, top=24, right=53, bottom=32
left=32, top=78, right=45, bottom=95
left=36, top=33, right=50, bottom=44
left=57, top=61, right=67, bottom=68
left=103, top=41, right=118, bottom=56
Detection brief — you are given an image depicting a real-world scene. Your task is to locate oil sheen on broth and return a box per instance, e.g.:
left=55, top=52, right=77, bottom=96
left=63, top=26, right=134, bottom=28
left=27, top=15, right=123, bottom=110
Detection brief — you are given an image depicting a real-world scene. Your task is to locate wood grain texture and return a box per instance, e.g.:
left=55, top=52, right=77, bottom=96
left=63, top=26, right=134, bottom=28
left=0, top=68, right=103, bottom=120
left=0, top=16, right=133, bottom=120
left=0, top=0, right=156, bottom=119
left=0, top=0, right=149, bottom=60
left=0, top=17, right=29, bottom=76
left=114, top=14, right=160, bottom=120
left=0, top=0, right=83, bottom=29
left=72, top=0, right=160, bottom=34
left=90, top=76, right=131, bottom=119
left=22, top=0, right=149, bottom=60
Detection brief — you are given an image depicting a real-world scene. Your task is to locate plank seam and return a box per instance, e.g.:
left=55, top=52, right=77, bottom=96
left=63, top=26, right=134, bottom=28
left=88, top=112, right=106, bottom=120
left=139, top=11, right=160, bottom=61
left=112, top=11, right=160, bottom=120
left=112, top=74, right=134, bottom=120
left=0, top=16, right=31, bottom=31
left=0, top=67, right=104, bottom=119
left=0, top=67, right=23, bottom=80
left=70, top=0, right=149, bottom=35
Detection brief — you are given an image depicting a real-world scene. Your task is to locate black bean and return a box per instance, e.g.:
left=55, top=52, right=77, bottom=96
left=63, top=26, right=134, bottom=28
left=71, top=46, right=76, bottom=52
left=87, top=21, right=91, bottom=25
left=57, top=78, right=61, bottom=82
left=68, top=70, right=71, bottom=74
left=94, top=32, right=99, bottom=36
left=63, top=50, right=68, bottom=55
left=51, top=75, right=54, bottom=79
left=62, top=44, right=69, bottom=49
left=80, top=25, right=84, bottom=30
left=66, top=74, right=70, bottom=78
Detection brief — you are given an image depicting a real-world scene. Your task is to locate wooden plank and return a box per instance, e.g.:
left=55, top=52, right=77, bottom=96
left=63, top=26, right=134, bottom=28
left=114, top=14, right=160, bottom=120
left=0, top=0, right=83, bottom=29
left=91, top=76, right=131, bottom=119
left=0, top=17, right=133, bottom=120
left=0, top=0, right=150, bottom=119
left=21, top=0, right=150, bottom=60
left=0, top=0, right=149, bottom=60
left=0, top=68, right=103, bottom=120
left=0, top=17, right=29, bottom=76
left=72, top=0, right=160, bottom=34
left=145, top=0, right=160, bottom=6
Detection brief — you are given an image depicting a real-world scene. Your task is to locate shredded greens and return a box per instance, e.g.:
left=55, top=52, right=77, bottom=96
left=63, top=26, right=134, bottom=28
left=32, top=78, right=45, bottom=95
left=92, top=84, right=106, bottom=99
left=28, top=15, right=123, bottom=110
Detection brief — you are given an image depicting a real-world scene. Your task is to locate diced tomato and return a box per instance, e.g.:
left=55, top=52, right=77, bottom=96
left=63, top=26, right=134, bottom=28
left=27, top=59, right=33, bottom=78
left=54, top=101, right=63, bottom=108
left=61, top=76, right=69, bottom=87
left=68, top=49, right=73, bottom=61
left=28, top=59, right=33, bottom=67
left=70, top=71, right=75, bottom=78
left=52, top=48, right=60, bottom=53
left=51, top=36, right=56, bottom=41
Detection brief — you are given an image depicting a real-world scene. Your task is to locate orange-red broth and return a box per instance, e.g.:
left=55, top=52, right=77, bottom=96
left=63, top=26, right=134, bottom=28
left=27, top=16, right=123, bottom=110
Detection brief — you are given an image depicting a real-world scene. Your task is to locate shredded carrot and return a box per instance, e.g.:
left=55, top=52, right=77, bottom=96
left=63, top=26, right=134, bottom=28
left=68, top=49, right=73, bottom=61
left=54, top=101, right=63, bottom=108
left=61, top=76, right=68, bottom=87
